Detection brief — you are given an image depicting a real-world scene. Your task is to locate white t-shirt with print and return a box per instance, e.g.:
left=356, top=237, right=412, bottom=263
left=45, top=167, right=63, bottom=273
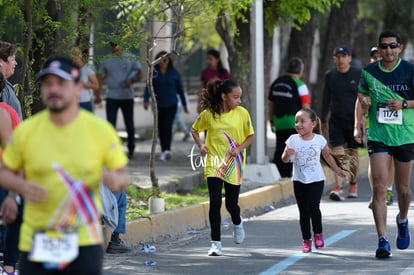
left=285, top=133, right=327, bottom=184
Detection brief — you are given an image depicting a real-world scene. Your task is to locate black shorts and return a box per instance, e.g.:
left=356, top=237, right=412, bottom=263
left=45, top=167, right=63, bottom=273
left=328, top=115, right=361, bottom=148
left=367, top=140, right=414, bottom=162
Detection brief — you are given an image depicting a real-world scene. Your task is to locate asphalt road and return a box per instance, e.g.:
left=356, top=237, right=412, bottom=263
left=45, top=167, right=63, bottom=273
left=103, top=171, right=414, bottom=275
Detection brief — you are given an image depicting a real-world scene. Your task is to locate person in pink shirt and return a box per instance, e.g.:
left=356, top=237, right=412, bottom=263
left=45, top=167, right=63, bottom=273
left=198, top=49, right=230, bottom=113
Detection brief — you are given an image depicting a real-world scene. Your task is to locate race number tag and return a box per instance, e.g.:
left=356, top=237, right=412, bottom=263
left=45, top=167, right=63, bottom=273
left=377, top=103, right=403, bottom=124
left=29, top=230, right=79, bottom=263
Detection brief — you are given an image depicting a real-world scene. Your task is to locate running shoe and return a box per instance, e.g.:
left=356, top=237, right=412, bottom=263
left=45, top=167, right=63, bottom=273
left=106, top=240, right=132, bottom=254
left=376, top=236, right=391, bottom=258
left=159, top=150, right=172, bottom=161
left=182, top=132, right=190, bottom=142
left=314, top=233, right=324, bottom=249
left=301, top=239, right=312, bottom=253
left=386, top=190, right=393, bottom=205
left=329, top=188, right=345, bottom=201
left=396, top=215, right=410, bottom=250
left=233, top=217, right=245, bottom=244
left=2, top=269, right=18, bottom=275
left=208, top=241, right=222, bottom=256
left=348, top=183, right=358, bottom=198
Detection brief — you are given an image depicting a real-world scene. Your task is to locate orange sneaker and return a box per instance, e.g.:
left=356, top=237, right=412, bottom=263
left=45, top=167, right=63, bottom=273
left=329, top=187, right=345, bottom=201
left=348, top=183, right=358, bottom=198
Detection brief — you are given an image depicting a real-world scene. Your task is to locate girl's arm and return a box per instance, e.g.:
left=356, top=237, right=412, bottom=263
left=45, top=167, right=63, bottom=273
left=321, top=145, right=346, bottom=177
left=229, top=134, right=255, bottom=157
left=281, top=145, right=295, bottom=163
left=190, top=127, right=209, bottom=156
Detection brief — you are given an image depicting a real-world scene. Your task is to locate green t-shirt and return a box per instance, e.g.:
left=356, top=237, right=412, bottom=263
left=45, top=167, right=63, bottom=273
left=359, top=59, right=414, bottom=146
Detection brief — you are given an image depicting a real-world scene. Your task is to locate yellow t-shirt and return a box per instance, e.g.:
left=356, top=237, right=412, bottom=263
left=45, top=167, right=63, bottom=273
left=192, top=106, right=255, bottom=185
left=2, top=109, right=128, bottom=252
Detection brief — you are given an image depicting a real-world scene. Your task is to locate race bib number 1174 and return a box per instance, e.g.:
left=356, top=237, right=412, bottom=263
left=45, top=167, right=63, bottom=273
left=377, top=103, right=403, bottom=124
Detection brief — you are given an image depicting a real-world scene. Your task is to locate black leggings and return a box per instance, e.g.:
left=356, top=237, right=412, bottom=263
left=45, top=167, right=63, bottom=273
left=273, top=129, right=296, bottom=177
left=293, top=180, right=324, bottom=240
left=208, top=177, right=242, bottom=241
left=158, top=106, right=177, bottom=152
left=19, top=245, right=103, bottom=275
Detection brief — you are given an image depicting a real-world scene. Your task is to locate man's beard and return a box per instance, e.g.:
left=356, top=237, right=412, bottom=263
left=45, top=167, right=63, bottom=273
left=48, top=106, right=66, bottom=113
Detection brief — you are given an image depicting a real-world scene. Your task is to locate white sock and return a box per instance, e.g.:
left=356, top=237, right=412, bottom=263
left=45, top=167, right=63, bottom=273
left=398, top=215, right=407, bottom=224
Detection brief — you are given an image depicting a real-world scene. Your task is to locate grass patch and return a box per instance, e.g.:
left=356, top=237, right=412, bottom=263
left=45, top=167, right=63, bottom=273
left=358, top=148, right=368, bottom=155
left=125, top=182, right=210, bottom=221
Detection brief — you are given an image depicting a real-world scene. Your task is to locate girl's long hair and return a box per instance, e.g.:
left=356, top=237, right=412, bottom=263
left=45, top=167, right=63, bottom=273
left=200, top=79, right=239, bottom=118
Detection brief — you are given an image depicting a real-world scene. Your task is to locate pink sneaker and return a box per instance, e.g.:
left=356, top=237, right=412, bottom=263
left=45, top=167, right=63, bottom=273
left=314, top=233, right=324, bottom=248
left=302, top=239, right=312, bottom=253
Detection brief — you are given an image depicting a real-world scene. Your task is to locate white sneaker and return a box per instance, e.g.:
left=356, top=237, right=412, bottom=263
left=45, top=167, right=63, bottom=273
left=208, top=241, right=222, bottom=256
left=159, top=150, right=172, bottom=161
left=233, top=217, right=245, bottom=244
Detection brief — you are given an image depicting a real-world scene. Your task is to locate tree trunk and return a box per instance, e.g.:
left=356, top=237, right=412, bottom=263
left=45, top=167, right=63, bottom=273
left=287, top=10, right=320, bottom=86
left=146, top=44, right=160, bottom=198
left=313, top=0, right=358, bottom=116
left=216, top=10, right=251, bottom=111
left=19, top=0, right=33, bottom=118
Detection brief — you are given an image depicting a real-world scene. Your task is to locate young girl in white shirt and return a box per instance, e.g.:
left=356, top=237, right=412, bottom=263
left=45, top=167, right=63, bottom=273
left=282, top=108, right=346, bottom=253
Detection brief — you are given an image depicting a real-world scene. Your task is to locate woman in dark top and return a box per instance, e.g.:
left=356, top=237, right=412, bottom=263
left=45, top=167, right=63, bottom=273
left=144, top=51, right=188, bottom=161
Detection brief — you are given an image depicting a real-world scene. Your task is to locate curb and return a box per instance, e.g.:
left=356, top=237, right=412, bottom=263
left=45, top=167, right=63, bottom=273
left=118, top=155, right=369, bottom=245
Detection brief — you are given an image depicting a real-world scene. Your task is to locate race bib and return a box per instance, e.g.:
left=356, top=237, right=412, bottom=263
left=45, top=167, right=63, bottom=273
left=29, top=230, right=79, bottom=264
left=377, top=103, right=403, bottom=124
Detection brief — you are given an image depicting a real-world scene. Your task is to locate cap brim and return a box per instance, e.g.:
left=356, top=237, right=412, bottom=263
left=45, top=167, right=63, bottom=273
left=334, top=51, right=348, bottom=56
left=35, top=68, right=73, bottom=81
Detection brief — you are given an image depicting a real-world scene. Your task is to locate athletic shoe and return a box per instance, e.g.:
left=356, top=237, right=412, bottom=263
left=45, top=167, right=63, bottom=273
left=376, top=236, right=391, bottom=258
left=159, top=150, right=172, bottom=161
left=106, top=241, right=132, bottom=254
left=329, top=188, right=345, bottom=201
left=314, top=233, right=324, bottom=249
left=233, top=217, right=245, bottom=244
left=208, top=241, right=222, bottom=256
left=301, top=239, right=312, bottom=253
left=182, top=133, right=190, bottom=142
left=386, top=190, right=393, bottom=205
left=396, top=215, right=410, bottom=250
left=348, top=184, right=358, bottom=198
left=2, top=269, right=18, bottom=275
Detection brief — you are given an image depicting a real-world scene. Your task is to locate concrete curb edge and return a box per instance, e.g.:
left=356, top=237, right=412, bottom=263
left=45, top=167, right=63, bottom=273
left=119, top=155, right=369, bottom=245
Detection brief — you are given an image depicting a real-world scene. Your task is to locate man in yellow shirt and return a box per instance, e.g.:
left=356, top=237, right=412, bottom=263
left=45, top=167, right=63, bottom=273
left=0, top=56, right=130, bottom=274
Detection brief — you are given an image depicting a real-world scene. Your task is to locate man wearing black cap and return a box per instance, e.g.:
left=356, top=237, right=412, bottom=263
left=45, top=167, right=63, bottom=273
left=321, top=46, right=362, bottom=201
left=0, top=55, right=130, bottom=274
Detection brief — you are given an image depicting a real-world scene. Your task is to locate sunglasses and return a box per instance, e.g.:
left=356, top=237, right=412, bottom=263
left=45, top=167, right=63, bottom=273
left=378, top=42, right=400, bottom=49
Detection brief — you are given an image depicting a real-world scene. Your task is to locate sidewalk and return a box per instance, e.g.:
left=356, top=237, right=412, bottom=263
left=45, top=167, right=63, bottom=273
left=125, top=131, right=205, bottom=193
